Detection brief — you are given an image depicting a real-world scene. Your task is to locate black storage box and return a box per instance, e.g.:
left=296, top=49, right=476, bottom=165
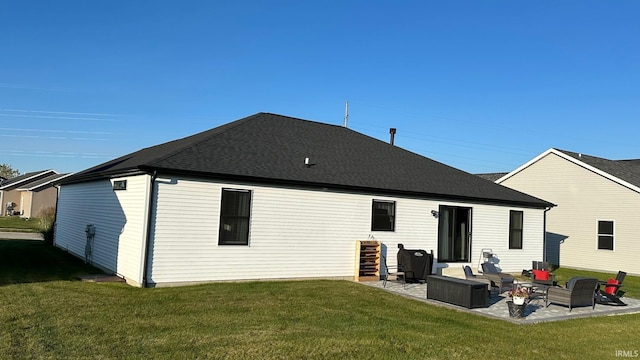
left=426, top=275, right=488, bottom=309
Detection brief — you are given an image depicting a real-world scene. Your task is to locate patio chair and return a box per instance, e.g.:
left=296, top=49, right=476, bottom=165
left=480, top=262, right=515, bottom=293
left=462, top=265, right=497, bottom=295
left=381, top=254, right=405, bottom=288
left=596, top=271, right=627, bottom=306
left=546, top=277, right=599, bottom=312
left=532, top=260, right=552, bottom=271
left=531, top=261, right=555, bottom=286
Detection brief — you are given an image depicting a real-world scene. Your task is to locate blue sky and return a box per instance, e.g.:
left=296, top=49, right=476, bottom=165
left=1, top=1, right=638, bottom=175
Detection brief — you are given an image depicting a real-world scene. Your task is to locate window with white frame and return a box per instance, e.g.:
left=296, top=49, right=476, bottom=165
left=597, top=220, right=614, bottom=250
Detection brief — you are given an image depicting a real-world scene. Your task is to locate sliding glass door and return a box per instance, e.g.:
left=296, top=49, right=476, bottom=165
left=438, top=205, right=472, bottom=262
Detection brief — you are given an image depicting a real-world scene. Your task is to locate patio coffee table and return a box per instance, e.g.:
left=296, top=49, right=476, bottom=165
left=518, top=282, right=548, bottom=299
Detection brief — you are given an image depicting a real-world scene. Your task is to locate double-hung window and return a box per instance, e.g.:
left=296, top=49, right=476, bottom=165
left=218, top=189, right=252, bottom=245
left=597, top=220, right=614, bottom=250
left=509, top=210, right=523, bottom=249
left=371, top=200, right=395, bottom=231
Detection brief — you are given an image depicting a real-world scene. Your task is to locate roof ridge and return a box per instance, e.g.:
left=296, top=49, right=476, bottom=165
left=145, top=113, right=346, bottom=167
left=260, top=112, right=344, bottom=128
left=144, top=113, right=264, bottom=167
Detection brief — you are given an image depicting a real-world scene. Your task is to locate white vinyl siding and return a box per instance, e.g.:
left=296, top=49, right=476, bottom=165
left=54, top=175, right=150, bottom=285
left=55, top=174, right=548, bottom=287
left=147, top=176, right=546, bottom=285
left=458, top=203, right=544, bottom=273
left=500, top=151, right=640, bottom=275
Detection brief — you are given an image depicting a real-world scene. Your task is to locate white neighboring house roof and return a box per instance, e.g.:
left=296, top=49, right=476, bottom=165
left=496, top=148, right=640, bottom=195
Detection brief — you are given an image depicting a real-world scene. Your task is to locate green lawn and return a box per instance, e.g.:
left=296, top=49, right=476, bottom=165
left=1, top=239, right=639, bottom=359
left=0, top=216, right=41, bottom=232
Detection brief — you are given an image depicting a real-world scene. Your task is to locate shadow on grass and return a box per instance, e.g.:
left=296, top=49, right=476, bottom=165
left=0, top=238, right=104, bottom=286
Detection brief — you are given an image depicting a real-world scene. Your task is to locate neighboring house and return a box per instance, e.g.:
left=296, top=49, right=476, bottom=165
left=0, top=170, right=59, bottom=217
left=54, top=112, right=553, bottom=287
left=496, top=148, right=640, bottom=276
left=16, top=173, right=72, bottom=218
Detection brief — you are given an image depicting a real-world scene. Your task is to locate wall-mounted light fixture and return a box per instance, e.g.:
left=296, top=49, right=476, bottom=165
left=430, top=210, right=439, bottom=218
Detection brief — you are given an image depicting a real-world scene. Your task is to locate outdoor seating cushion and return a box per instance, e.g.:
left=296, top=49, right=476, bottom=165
left=605, top=278, right=619, bottom=295
left=533, top=270, right=550, bottom=281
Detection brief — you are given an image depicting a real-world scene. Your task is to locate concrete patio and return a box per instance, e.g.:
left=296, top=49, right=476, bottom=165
left=363, top=279, right=640, bottom=324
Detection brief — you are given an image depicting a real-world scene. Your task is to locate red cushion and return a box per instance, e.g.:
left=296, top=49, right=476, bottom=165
left=533, top=269, right=550, bottom=281
left=605, top=278, right=619, bottom=295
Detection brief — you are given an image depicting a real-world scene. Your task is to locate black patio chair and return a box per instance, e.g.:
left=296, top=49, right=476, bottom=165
left=381, top=254, right=405, bottom=289
left=596, top=271, right=627, bottom=306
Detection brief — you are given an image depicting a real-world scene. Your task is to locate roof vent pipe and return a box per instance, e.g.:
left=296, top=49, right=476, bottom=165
left=389, top=128, right=396, bottom=145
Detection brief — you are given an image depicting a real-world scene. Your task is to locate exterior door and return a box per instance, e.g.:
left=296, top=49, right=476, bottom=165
left=438, top=205, right=472, bottom=262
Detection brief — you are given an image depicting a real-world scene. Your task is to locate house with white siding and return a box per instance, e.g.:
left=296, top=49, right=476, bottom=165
left=54, top=113, right=553, bottom=287
left=495, top=148, right=640, bottom=276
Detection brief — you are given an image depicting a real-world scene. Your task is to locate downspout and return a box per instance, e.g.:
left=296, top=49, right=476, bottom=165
left=543, top=206, right=552, bottom=263
left=142, top=171, right=158, bottom=288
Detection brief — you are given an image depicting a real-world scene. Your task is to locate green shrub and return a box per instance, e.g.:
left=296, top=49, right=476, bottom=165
left=35, top=206, right=56, bottom=245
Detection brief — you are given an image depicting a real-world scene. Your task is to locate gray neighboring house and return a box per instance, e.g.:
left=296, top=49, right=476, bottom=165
left=496, top=148, right=640, bottom=275
left=0, top=169, right=65, bottom=217
left=54, top=113, right=553, bottom=287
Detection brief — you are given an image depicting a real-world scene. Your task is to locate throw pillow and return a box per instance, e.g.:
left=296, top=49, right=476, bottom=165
left=605, top=278, right=619, bottom=295
left=533, top=269, right=550, bottom=281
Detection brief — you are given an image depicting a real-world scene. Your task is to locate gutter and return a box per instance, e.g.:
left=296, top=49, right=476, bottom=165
left=141, top=170, right=158, bottom=287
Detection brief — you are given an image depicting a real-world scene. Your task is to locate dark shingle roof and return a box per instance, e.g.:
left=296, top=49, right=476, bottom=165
left=0, top=170, right=57, bottom=190
left=16, top=173, right=71, bottom=191
left=476, top=172, right=509, bottom=182
left=62, top=113, right=552, bottom=208
left=555, top=149, right=640, bottom=188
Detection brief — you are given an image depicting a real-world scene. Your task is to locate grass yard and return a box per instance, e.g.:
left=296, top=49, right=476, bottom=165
left=1, top=239, right=639, bottom=359
left=0, top=216, right=41, bottom=232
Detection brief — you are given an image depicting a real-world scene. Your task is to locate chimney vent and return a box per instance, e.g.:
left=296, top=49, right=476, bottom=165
left=389, top=128, right=397, bottom=145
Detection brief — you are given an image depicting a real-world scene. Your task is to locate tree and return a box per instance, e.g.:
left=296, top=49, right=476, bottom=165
left=0, top=164, right=21, bottom=179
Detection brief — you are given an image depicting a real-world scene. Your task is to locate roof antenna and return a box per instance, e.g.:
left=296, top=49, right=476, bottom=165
left=343, top=100, right=349, bottom=128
